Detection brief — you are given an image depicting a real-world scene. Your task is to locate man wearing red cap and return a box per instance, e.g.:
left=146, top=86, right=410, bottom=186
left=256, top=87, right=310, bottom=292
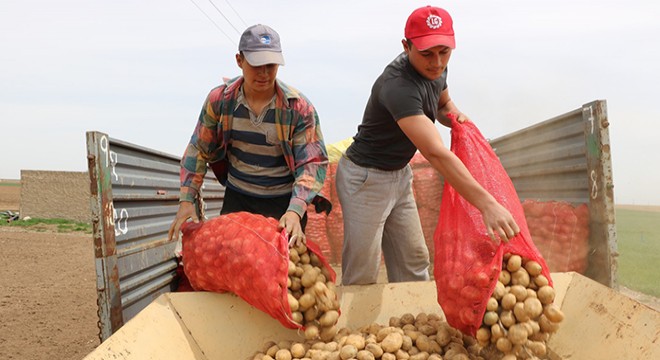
left=336, top=6, right=520, bottom=285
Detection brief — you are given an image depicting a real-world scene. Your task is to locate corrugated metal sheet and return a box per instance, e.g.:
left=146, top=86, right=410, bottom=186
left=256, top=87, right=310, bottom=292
left=490, top=100, right=616, bottom=286
left=490, top=108, right=588, bottom=203
left=86, top=132, right=224, bottom=341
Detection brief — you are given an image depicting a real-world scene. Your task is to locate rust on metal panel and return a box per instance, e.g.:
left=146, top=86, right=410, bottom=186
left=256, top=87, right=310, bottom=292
left=86, top=131, right=124, bottom=341
left=581, top=100, right=617, bottom=288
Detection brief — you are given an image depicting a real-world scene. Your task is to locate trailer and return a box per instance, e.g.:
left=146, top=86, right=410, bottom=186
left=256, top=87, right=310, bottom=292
left=82, top=100, right=656, bottom=359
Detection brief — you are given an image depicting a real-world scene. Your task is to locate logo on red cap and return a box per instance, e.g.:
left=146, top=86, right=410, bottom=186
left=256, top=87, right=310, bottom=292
left=426, top=14, right=442, bottom=29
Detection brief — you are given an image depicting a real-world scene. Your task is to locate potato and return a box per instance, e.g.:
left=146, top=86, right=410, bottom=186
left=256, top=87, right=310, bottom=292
left=544, top=303, right=565, bottom=323
left=381, top=353, right=396, bottom=360
left=537, top=285, right=556, bottom=305
left=299, top=252, right=310, bottom=265
left=298, top=293, right=316, bottom=311
left=500, top=310, right=516, bottom=328
left=524, top=260, right=543, bottom=276
left=399, top=335, right=412, bottom=351
left=339, top=344, right=357, bottom=359
left=524, top=297, right=543, bottom=319
left=483, top=311, right=499, bottom=326
left=344, top=334, right=365, bottom=350
left=320, top=326, right=338, bottom=342
left=507, top=255, right=522, bottom=272
left=486, top=297, right=499, bottom=312
left=490, top=323, right=505, bottom=341
left=510, top=285, right=528, bottom=302
left=275, top=349, right=292, bottom=360
left=290, top=343, right=306, bottom=358
left=266, top=344, right=279, bottom=357
left=511, top=268, right=531, bottom=287
left=287, top=293, right=299, bottom=312
left=534, top=274, right=549, bottom=287
left=496, top=337, right=513, bottom=353
left=289, top=248, right=300, bottom=261
left=356, top=349, right=375, bottom=360
left=301, top=267, right=320, bottom=288
left=291, top=311, right=303, bottom=324
left=304, top=307, right=319, bottom=323
left=400, top=313, right=416, bottom=325
left=499, top=269, right=512, bottom=285
left=365, top=343, right=383, bottom=358
left=389, top=316, right=403, bottom=328
left=507, top=323, right=528, bottom=345
left=539, top=314, right=560, bottom=333
left=415, top=334, right=432, bottom=352
left=501, top=293, right=517, bottom=310
left=409, top=352, right=430, bottom=360
left=305, top=325, right=320, bottom=340
left=376, top=327, right=399, bottom=342
left=435, top=326, right=451, bottom=347
left=320, top=310, right=340, bottom=327
left=475, top=327, right=490, bottom=344
left=513, top=302, right=530, bottom=322
left=526, top=339, right=547, bottom=357
left=381, top=332, right=404, bottom=353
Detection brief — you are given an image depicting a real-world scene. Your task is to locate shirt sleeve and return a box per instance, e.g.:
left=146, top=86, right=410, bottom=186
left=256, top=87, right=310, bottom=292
left=287, top=99, right=329, bottom=217
left=179, top=87, right=225, bottom=202
left=379, top=77, right=425, bottom=121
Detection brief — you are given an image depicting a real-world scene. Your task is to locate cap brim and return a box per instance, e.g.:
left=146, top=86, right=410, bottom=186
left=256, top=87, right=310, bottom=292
left=410, top=35, right=455, bottom=50
left=243, top=51, right=285, bottom=66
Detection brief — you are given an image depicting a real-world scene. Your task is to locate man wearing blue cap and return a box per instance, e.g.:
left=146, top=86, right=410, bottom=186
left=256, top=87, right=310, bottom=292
left=169, top=25, right=330, bottom=246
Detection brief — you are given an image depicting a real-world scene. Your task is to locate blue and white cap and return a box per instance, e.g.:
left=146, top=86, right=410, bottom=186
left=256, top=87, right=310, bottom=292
left=238, top=24, right=285, bottom=66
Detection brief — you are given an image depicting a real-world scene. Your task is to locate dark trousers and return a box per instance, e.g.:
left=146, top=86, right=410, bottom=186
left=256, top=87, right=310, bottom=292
left=220, top=187, right=307, bottom=231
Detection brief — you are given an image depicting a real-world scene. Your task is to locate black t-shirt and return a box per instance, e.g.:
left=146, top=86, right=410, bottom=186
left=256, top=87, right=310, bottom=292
left=346, top=52, right=448, bottom=170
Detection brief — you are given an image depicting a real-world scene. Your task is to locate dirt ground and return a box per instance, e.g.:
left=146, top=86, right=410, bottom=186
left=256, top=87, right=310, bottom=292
left=0, top=227, right=99, bottom=360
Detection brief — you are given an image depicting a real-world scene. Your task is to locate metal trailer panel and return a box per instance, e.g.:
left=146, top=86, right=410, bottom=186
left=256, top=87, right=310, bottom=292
left=489, top=100, right=617, bottom=287
left=86, top=131, right=224, bottom=342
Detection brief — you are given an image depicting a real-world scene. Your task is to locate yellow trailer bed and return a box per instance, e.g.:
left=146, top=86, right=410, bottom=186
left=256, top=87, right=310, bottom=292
left=83, top=272, right=659, bottom=360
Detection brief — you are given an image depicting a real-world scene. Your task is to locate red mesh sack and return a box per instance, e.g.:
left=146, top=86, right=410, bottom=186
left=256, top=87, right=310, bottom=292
left=433, top=115, right=552, bottom=336
left=522, top=200, right=590, bottom=273
left=181, top=211, right=337, bottom=329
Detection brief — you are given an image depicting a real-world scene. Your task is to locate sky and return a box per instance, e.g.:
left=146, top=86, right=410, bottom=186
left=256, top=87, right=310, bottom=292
left=1, top=0, right=659, bottom=205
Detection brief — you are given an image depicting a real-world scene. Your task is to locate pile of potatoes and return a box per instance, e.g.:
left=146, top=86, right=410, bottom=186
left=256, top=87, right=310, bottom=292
left=474, top=253, right=565, bottom=359
left=287, top=242, right=341, bottom=340
left=250, top=312, right=490, bottom=360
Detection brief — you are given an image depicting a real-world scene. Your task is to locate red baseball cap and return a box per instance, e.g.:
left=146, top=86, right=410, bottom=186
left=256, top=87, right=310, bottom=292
left=405, top=6, right=455, bottom=50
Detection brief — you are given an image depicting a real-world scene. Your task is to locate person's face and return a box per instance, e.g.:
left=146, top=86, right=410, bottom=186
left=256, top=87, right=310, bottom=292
left=236, top=53, right=279, bottom=94
left=402, top=40, right=452, bottom=81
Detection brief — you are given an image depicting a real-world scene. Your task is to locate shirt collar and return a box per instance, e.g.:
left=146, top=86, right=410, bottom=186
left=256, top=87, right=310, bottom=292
left=235, top=85, right=277, bottom=112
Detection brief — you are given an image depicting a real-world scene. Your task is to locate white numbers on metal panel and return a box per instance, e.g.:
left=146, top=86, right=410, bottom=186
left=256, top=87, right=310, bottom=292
left=100, top=135, right=130, bottom=236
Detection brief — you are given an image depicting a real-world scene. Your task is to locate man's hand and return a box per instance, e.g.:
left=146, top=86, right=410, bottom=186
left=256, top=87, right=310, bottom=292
left=453, top=112, right=470, bottom=124
left=480, top=202, right=520, bottom=244
left=279, top=211, right=305, bottom=248
left=168, top=201, right=199, bottom=241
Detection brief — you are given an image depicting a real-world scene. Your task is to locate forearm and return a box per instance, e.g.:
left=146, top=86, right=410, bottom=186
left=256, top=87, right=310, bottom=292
left=425, top=148, right=497, bottom=212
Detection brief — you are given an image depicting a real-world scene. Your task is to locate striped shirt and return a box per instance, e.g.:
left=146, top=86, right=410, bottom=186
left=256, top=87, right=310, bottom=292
left=227, top=88, right=294, bottom=196
left=179, top=76, right=331, bottom=217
